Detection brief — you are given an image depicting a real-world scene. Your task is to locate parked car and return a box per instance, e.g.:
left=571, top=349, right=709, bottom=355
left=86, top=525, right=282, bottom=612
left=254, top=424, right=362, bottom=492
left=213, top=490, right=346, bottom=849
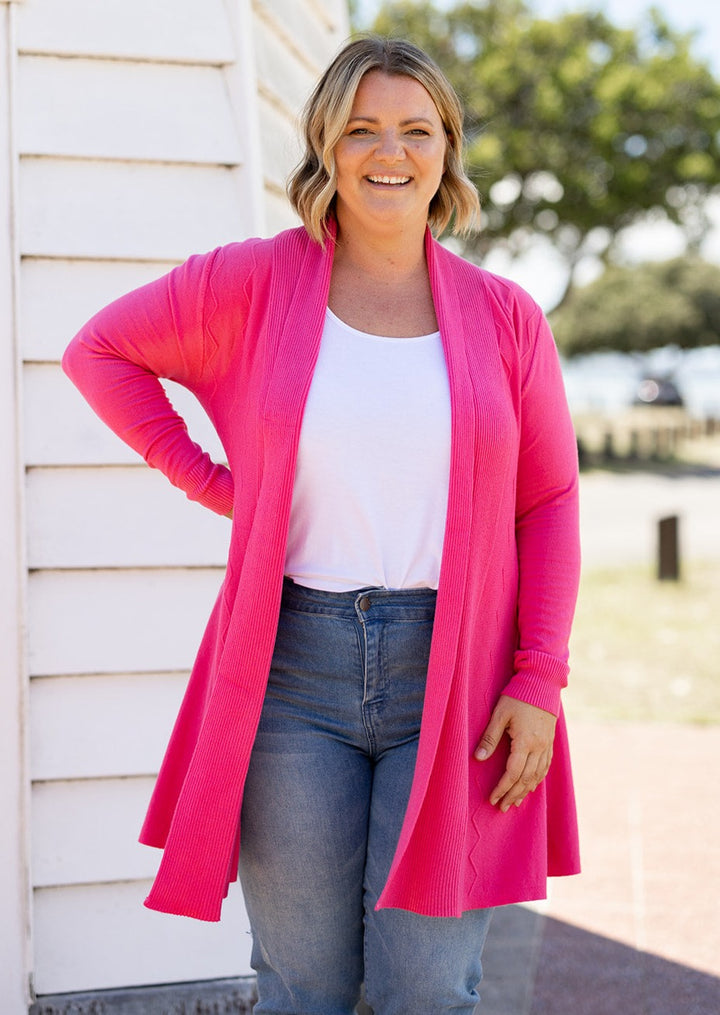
left=634, top=375, right=684, bottom=407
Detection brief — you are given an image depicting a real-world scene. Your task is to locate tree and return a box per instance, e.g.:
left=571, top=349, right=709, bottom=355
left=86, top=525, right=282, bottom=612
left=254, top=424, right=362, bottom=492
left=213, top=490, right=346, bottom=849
left=549, top=256, right=720, bottom=356
left=367, top=1, right=720, bottom=306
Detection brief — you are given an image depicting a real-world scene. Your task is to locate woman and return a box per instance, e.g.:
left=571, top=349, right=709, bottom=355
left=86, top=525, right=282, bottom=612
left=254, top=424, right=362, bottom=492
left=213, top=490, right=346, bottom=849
left=63, top=36, right=581, bottom=1014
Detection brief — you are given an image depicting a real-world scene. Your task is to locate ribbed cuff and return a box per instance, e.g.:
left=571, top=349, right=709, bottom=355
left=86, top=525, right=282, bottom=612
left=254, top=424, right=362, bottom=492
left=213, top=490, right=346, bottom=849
left=184, top=460, right=234, bottom=516
left=503, top=649, right=570, bottom=716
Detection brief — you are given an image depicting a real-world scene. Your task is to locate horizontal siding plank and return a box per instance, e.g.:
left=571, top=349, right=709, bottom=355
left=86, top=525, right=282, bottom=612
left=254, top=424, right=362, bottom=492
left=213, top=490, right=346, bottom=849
left=18, top=56, right=243, bottom=165
left=21, top=258, right=180, bottom=363
left=33, top=881, right=251, bottom=994
left=27, top=466, right=231, bottom=570
left=256, top=0, right=347, bottom=73
left=24, top=363, right=226, bottom=466
left=25, top=362, right=139, bottom=466
left=30, top=673, right=186, bottom=781
left=265, top=187, right=301, bottom=236
left=295, top=0, right=346, bottom=31
left=32, top=776, right=159, bottom=886
left=16, top=0, right=235, bottom=65
left=315, top=0, right=351, bottom=30
left=19, top=157, right=251, bottom=261
left=254, top=19, right=317, bottom=120
left=27, top=568, right=223, bottom=677
left=258, top=95, right=301, bottom=193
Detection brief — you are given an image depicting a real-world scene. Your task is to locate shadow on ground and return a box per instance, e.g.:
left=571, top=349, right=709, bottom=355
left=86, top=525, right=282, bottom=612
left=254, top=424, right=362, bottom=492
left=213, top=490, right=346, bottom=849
left=482, top=904, right=720, bottom=1015
left=29, top=905, right=720, bottom=1014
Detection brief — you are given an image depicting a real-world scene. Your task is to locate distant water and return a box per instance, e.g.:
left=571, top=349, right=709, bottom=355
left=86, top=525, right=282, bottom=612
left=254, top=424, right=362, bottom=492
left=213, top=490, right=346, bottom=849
left=561, top=345, right=720, bottom=418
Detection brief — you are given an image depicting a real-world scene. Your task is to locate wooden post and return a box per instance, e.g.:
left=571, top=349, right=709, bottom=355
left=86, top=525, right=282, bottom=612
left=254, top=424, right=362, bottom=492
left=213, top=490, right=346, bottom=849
left=602, top=429, right=615, bottom=460
left=658, top=515, right=680, bottom=581
left=629, top=429, right=640, bottom=460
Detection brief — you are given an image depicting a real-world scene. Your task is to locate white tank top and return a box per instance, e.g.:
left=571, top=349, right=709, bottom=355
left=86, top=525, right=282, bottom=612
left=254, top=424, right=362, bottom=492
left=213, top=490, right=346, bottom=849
left=284, top=308, right=451, bottom=591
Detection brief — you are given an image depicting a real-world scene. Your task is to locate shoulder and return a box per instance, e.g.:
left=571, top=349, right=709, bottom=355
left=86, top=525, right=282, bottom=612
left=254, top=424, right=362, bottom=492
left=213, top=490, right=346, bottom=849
left=431, top=240, right=546, bottom=368
left=478, top=270, right=547, bottom=363
left=433, top=239, right=542, bottom=326
left=214, top=226, right=317, bottom=267
left=478, top=268, right=542, bottom=323
left=207, top=226, right=320, bottom=292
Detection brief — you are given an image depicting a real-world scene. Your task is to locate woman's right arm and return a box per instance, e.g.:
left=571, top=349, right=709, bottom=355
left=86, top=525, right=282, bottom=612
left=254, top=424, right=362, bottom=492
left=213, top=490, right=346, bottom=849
left=62, top=249, right=235, bottom=516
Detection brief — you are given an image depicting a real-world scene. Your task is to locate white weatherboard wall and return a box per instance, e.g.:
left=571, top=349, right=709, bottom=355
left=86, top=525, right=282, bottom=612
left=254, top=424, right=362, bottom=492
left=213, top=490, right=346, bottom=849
left=0, top=0, right=349, bottom=1008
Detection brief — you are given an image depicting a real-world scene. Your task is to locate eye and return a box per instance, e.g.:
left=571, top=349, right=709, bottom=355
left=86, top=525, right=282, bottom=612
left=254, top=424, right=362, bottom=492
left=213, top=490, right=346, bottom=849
left=408, top=128, right=430, bottom=136
left=348, top=127, right=372, bottom=136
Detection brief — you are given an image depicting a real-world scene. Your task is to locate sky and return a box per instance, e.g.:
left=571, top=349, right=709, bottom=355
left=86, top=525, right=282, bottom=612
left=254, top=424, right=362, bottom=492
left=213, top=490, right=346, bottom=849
left=353, top=0, right=720, bottom=308
left=534, top=0, right=720, bottom=71
left=355, top=0, right=720, bottom=71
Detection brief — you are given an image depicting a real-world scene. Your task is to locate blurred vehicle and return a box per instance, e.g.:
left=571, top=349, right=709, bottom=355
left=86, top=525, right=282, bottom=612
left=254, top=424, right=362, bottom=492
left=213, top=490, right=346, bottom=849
left=634, top=375, right=684, bottom=407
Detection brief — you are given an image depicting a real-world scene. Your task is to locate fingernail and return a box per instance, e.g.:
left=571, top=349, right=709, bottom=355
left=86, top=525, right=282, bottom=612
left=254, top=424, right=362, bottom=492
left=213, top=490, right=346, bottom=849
left=477, top=748, right=488, bottom=760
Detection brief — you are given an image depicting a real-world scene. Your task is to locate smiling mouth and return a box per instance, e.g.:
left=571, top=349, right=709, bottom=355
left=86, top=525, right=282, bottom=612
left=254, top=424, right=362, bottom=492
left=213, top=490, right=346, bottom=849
left=366, top=175, right=411, bottom=185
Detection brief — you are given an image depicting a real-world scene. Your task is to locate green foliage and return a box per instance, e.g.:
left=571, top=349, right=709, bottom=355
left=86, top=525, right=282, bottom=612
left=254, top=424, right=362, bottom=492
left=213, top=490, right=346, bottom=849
left=549, top=257, right=720, bottom=355
left=366, top=1, right=720, bottom=300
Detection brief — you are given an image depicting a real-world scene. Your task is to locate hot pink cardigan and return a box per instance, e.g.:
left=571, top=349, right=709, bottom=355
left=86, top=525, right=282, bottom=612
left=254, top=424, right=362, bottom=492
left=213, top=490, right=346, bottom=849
left=63, top=224, right=581, bottom=922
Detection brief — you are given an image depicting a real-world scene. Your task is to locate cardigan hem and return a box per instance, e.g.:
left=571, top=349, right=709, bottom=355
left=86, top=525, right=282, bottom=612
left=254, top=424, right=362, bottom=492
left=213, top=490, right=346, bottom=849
left=143, top=894, right=223, bottom=923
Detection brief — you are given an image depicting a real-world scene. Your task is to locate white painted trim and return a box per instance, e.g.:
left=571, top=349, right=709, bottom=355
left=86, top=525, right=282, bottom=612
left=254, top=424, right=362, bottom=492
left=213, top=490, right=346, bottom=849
left=0, top=7, right=32, bottom=1015
left=222, top=0, right=266, bottom=235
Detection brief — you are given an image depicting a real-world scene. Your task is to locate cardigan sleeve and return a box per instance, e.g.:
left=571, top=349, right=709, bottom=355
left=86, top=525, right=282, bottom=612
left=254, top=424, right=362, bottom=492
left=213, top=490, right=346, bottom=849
left=62, top=247, right=243, bottom=516
left=502, top=306, right=581, bottom=716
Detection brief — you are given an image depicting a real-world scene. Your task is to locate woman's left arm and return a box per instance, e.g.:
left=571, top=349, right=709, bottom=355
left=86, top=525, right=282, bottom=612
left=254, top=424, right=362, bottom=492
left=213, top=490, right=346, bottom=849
left=476, top=307, right=581, bottom=811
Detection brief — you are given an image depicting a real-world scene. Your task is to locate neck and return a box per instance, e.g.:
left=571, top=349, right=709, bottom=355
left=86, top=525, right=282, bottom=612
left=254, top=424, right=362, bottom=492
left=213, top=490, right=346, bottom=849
left=333, top=218, right=429, bottom=282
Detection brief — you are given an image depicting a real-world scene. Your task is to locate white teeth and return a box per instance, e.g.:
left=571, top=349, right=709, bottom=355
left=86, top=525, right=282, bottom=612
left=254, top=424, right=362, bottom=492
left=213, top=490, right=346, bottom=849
left=368, top=175, right=410, bottom=185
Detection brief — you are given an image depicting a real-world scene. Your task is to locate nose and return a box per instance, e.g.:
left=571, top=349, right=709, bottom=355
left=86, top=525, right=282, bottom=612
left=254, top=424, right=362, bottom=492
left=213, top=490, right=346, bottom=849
left=374, top=129, right=404, bottom=162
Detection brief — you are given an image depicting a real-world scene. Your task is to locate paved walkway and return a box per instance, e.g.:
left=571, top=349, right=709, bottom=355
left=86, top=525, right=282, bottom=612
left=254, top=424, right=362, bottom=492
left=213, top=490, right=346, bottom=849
left=577, top=469, right=720, bottom=571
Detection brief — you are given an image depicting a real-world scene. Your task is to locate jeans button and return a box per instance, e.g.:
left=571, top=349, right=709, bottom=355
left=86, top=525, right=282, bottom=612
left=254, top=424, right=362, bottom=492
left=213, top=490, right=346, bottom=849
left=358, top=595, right=371, bottom=611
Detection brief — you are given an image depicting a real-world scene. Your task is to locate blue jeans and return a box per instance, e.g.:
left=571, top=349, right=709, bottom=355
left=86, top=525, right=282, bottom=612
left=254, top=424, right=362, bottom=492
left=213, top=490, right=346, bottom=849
left=238, top=579, right=494, bottom=1015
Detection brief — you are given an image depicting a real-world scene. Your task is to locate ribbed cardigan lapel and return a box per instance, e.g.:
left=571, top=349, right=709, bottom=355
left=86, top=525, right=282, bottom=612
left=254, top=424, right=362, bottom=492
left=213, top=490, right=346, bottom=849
left=378, top=232, right=508, bottom=915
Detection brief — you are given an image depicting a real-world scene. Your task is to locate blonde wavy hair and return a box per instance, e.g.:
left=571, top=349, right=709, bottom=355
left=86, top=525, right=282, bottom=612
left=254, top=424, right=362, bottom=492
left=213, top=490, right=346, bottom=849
left=287, top=36, right=480, bottom=243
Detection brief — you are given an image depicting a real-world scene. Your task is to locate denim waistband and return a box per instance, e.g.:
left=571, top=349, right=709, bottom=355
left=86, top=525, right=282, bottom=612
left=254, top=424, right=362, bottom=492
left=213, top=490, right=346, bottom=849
left=281, top=576, right=437, bottom=621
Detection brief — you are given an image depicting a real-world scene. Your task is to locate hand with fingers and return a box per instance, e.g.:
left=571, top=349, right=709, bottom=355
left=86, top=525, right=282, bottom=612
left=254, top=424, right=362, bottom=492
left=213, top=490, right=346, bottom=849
left=475, top=695, right=557, bottom=813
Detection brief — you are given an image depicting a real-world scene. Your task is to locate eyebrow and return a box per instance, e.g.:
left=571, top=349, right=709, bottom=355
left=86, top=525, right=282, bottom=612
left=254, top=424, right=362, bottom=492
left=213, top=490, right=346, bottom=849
left=347, top=116, right=436, bottom=127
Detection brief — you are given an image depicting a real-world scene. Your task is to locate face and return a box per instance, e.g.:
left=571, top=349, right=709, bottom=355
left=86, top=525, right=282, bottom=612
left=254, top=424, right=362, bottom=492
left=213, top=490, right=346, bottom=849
left=332, top=70, right=449, bottom=238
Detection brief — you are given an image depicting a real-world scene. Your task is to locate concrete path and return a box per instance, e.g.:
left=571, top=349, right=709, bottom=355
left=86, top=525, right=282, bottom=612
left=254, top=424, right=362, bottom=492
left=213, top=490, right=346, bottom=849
left=578, top=470, right=720, bottom=571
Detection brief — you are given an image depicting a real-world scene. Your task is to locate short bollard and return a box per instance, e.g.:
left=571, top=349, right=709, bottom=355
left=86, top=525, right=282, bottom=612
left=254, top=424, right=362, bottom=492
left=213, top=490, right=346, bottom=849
left=658, top=515, right=680, bottom=581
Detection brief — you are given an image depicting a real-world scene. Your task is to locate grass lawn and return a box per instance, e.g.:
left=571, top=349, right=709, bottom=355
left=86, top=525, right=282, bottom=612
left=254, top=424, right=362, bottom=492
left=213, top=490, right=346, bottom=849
left=565, top=560, right=720, bottom=724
